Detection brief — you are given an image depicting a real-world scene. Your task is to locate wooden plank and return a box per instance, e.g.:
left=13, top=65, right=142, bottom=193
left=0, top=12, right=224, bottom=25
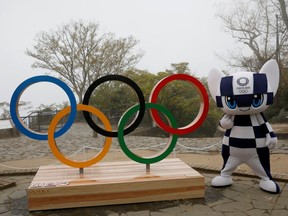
left=28, top=158, right=204, bottom=211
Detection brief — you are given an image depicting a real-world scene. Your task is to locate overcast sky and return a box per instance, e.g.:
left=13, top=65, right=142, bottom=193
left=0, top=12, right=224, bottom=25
left=0, top=0, right=235, bottom=111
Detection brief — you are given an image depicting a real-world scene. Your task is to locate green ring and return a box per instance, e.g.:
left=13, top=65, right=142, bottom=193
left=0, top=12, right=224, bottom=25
left=118, top=103, right=178, bottom=164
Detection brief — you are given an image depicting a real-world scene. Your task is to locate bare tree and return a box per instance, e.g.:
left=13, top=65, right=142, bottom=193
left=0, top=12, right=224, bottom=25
left=0, top=101, right=32, bottom=119
left=217, top=0, right=288, bottom=115
left=0, top=102, right=10, bottom=119
left=278, top=0, right=288, bottom=30
left=26, top=20, right=144, bottom=103
left=217, top=0, right=288, bottom=71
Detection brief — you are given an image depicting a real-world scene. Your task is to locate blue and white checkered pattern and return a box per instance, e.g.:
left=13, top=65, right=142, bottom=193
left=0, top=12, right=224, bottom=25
left=208, top=60, right=280, bottom=193
left=222, top=113, right=276, bottom=149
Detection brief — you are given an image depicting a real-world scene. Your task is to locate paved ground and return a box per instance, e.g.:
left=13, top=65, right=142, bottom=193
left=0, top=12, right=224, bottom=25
left=0, top=172, right=287, bottom=216
left=0, top=123, right=287, bottom=215
left=1, top=123, right=287, bottom=162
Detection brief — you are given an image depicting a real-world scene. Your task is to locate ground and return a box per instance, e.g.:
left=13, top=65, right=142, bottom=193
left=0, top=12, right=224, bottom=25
left=0, top=123, right=287, bottom=215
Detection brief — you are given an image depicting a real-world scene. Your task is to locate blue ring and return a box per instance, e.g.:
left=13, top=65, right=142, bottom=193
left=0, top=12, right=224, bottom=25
left=10, top=76, right=77, bottom=140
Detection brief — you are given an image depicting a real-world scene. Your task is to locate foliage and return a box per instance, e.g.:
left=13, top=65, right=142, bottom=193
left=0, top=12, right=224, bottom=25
left=165, top=62, right=190, bottom=74
left=88, top=65, right=221, bottom=137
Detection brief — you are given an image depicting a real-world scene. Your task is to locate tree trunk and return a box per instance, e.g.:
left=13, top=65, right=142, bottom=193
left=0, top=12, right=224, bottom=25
left=279, top=0, right=288, bottom=30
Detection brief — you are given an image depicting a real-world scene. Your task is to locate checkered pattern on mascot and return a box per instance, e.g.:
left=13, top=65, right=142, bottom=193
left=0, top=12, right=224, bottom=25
left=208, top=59, right=280, bottom=193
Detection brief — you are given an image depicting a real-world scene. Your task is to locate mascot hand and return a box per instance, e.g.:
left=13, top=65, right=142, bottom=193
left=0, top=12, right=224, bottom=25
left=220, top=114, right=234, bottom=129
left=265, top=133, right=277, bottom=149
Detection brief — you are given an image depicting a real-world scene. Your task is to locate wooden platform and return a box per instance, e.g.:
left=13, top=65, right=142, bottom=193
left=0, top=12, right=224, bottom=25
left=28, top=158, right=205, bottom=211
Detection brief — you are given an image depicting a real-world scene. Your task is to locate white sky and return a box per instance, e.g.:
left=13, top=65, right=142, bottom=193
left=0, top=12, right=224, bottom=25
left=0, top=0, right=236, bottom=111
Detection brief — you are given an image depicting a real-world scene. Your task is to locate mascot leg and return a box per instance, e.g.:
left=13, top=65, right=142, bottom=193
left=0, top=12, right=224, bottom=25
left=211, top=145, right=240, bottom=187
left=246, top=148, right=280, bottom=194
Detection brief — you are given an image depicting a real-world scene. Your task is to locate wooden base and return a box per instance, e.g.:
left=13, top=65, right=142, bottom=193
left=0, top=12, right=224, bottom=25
left=28, top=158, right=204, bottom=211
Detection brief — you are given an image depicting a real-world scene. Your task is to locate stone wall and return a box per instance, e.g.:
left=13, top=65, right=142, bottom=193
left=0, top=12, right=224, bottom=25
left=0, top=128, right=20, bottom=139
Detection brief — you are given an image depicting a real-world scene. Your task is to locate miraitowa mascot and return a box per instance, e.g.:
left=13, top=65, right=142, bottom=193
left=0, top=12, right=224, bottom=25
left=207, top=59, right=280, bottom=193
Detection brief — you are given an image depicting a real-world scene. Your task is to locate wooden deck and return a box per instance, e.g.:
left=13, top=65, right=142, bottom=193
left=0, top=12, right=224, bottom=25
left=28, top=158, right=205, bottom=211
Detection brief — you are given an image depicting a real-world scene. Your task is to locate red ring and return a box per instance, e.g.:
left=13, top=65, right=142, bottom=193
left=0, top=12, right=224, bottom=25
left=149, top=74, right=209, bottom=135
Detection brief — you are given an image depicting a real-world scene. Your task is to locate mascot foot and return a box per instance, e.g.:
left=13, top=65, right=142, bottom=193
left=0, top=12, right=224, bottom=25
left=260, top=180, right=280, bottom=194
left=211, top=176, right=233, bottom=187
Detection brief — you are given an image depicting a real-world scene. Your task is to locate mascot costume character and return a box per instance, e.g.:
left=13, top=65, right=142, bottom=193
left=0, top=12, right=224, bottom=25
left=208, top=59, right=280, bottom=193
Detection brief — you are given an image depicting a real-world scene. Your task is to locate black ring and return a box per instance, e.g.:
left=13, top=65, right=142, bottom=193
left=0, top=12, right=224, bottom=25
left=83, top=75, right=145, bottom=137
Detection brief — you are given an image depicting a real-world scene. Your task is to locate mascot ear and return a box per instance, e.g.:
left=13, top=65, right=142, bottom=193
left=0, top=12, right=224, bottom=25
left=259, top=59, right=280, bottom=95
left=208, top=68, right=225, bottom=102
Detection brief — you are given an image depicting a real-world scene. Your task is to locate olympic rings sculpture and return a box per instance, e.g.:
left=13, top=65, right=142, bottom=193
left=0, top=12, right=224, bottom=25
left=10, top=74, right=209, bottom=168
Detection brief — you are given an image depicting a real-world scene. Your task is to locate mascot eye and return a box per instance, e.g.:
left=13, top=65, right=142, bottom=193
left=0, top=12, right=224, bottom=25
left=252, top=94, right=263, bottom=108
left=225, top=96, right=237, bottom=109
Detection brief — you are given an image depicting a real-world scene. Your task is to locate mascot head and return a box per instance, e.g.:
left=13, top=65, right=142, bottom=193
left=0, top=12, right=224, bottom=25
left=208, top=60, right=279, bottom=115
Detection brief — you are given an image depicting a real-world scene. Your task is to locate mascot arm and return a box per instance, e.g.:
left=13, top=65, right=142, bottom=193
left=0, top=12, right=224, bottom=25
left=219, top=114, right=234, bottom=129
left=256, top=113, right=277, bottom=149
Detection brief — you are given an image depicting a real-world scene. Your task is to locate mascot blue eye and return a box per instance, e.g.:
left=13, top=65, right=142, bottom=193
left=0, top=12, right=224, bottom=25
left=225, top=96, right=237, bottom=109
left=252, top=94, right=263, bottom=108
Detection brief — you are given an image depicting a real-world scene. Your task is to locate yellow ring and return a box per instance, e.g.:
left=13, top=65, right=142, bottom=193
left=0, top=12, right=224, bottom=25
left=48, top=104, right=112, bottom=168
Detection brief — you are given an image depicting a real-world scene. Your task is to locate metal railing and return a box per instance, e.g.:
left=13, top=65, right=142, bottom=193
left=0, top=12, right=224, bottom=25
left=20, top=110, right=65, bottom=132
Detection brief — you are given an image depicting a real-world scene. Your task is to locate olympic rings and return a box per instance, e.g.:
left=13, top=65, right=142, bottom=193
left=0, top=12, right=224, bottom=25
left=118, top=103, right=178, bottom=164
left=10, top=73, right=209, bottom=168
left=149, top=74, right=209, bottom=135
left=83, top=75, right=145, bottom=137
left=10, top=75, right=77, bottom=140
left=48, top=104, right=112, bottom=168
